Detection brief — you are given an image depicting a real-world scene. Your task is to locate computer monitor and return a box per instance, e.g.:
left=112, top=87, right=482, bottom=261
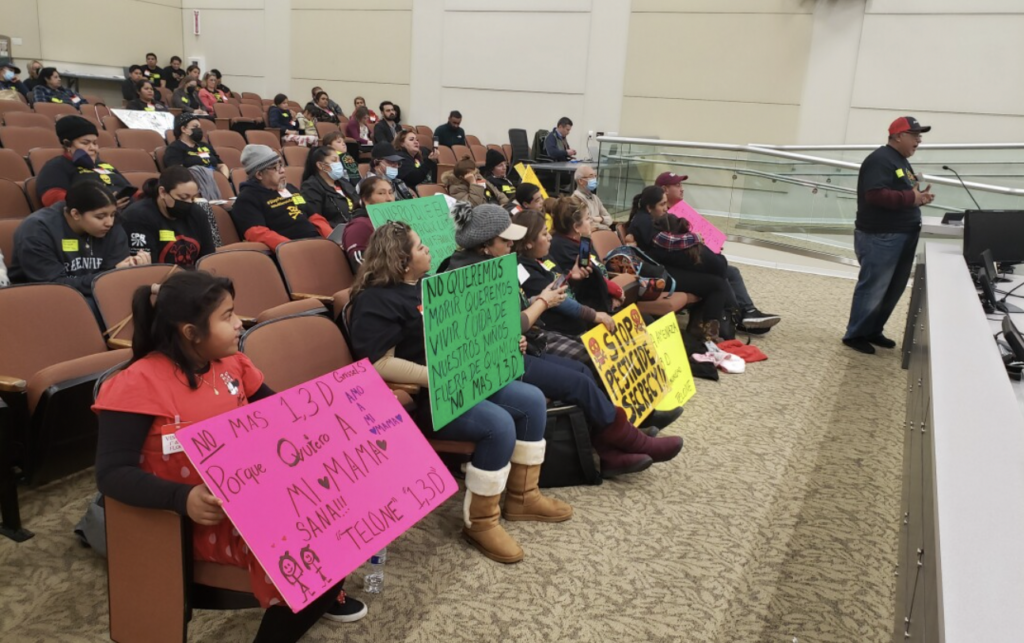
left=980, top=249, right=1024, bottom=313
left=963, top=210, right=1024, bottom=265
left=1002, top=315, right=1024, bottom=362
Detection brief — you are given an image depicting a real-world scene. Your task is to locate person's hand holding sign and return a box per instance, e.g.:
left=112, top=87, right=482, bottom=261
left=187, top=483, right=226, bottom=525
left=595, top=311, right=616, bottom=333
left=519, top=336, right=528, bottom=354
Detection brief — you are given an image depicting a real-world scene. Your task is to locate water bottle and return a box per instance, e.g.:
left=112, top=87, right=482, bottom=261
left=364, top=548, right=387, bottom=594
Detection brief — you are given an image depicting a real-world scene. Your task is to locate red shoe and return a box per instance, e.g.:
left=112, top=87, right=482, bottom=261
left=594, top=408, right=684, bottom=463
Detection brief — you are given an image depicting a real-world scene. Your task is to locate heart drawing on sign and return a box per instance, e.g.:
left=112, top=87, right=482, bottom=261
left=376, top=439, right=387, bottom=451
left=369, top=427, right=378, bottom=435
left=317, top=476, right=331, bottom=490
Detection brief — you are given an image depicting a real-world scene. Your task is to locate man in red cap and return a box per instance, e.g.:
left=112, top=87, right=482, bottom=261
left=655, top=171, right=781, bottom=334
left=842, top=116, right=934, bottom=354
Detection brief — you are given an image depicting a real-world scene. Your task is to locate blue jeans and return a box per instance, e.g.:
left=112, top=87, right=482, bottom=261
left=844, top=229, right=920, bottom=340
left=522, top=353, right=616, bottom=429
left=431, top=380, right=547, bottom=471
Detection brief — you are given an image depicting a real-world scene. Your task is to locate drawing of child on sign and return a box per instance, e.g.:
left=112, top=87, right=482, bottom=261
left=300, top=544, right=331, bottom=587
left=279, top=551, right=312, bottom=601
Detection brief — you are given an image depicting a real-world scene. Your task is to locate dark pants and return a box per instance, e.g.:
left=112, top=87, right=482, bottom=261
left=253, top=579, right=345, bottom=643
left=522, top=353, right=616, bottom=428
left=844, top=229, right=920, bottom=340
left=665, top=267, right=731, bottom=324
left=725, top=264, right=753, bottom=311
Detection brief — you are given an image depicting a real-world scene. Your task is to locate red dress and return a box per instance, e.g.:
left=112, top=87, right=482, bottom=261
left=93, top=353, right=285, bottom=608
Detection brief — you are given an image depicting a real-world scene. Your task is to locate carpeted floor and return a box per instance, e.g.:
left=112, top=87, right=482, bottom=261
left=0, top=264, right=907, bottom=643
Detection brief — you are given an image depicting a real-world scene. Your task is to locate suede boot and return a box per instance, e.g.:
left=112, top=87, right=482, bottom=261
left=593, top=444, right=654, bottom=478
left=463, top=463, right=523, bottom=564
left=594, top=408, right=684, bottom=463
left=502, top=440, right=573, bottom=523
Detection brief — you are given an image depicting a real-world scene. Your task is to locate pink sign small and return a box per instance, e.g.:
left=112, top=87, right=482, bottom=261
left=178, top=360, right=456, bottom=612
left=668, top=200, right=727, bottom=254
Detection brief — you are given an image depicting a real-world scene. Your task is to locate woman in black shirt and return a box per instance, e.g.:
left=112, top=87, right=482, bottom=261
left=345, top=221, right=571, bottom=564
left=299, top=146, right=358, bottom=227
left=125, top=79, right=170, bottom=112
left=393, top=130, right=438, bottom=191
left=121, top=167, right=216, bottom=267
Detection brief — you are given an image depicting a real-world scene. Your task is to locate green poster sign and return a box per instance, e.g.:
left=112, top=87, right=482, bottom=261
left=421, top=254, right=524, bottom=431
left=367, top=195, right=456, bottom=274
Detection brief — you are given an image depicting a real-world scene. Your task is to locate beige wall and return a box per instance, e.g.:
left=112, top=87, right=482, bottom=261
left=6, top=0, right=183, bottom=71
left=622, top=0, right=814, bottom=145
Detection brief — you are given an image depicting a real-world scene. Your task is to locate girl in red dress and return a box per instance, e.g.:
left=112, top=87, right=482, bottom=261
left=94, top=270, right=366, bottom=642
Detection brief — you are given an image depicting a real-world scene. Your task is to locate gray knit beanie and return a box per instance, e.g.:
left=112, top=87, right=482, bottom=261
left=451, top=202, right=527, bottom=249
left=241, top=144, right=280, bottom=177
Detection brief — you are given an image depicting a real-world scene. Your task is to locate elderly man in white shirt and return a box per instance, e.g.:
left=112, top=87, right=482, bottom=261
left=571, top=164, right=613, bottom=231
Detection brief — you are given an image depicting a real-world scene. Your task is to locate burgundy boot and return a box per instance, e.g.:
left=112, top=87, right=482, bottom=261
left=594, top=445, right=653, bottom=478
left=594, top=408, right=684, bottom=463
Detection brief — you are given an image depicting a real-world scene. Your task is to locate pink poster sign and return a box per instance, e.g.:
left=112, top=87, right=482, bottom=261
left=177, top=360, right=457, bottom=612
left=668, top=200, right=727, bottom=254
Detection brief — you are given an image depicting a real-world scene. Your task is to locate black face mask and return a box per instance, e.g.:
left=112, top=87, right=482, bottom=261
left=167, top=197, right=193, bottom=218
left=189, top=128, right=204, bottom=143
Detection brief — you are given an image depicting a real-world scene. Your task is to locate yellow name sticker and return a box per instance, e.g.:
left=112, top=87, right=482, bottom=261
left=292, top=195, right=306, bottom=206
left=895, top=168, right=905, bottom=178
left=159, top=230, right=176, bottom=242
left=62, top=239, right=79, bottom=252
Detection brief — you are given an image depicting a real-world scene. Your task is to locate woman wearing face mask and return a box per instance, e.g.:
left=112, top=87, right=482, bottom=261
left=340, top=176, right=394, bottom=271
left=32, top=67, right=88, bottom=110
left=299, top=147, right=359, bottom=227
left=125, top=79, right=169, bottom=112
left=9, top=181, right=149, bottom=303
left=393, top=130, right=438, bottom=191
left=171, top=77, right=206, bottom=114
left=37, top=116, right=134, bottom=209
left=164, top=114, right=230, bottom=179
left=121, top=167, right=216, bottom=267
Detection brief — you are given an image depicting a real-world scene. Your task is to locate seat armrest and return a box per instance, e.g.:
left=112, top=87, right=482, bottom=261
left=0, top=375, right=27, bottom=393
left=387, top=382, right=421, bottom=396
left=290, top=293, right=334, bottom=304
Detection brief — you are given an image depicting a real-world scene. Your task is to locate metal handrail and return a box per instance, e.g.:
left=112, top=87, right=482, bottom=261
left=752, top=143, right=1024, bottom=151
left=597, top=136, right=1024, bottom=197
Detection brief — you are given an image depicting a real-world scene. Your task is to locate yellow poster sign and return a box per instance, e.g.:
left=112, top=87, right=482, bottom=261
left=514, top=162, right=549, bottom=200
left=582, top=304, right=668, bottom=426
left=647, top=314, right=696, bottom=411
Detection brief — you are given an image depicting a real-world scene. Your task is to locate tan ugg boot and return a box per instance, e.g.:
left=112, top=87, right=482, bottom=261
left=463, top=463, right=523, bottom=564
left=502, top=440, right=573, bottom=523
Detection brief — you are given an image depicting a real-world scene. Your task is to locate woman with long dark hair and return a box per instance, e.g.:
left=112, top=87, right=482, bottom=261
left=299, top=146, right=359, bottom=226
left=121, top=166, right=216, bottom=266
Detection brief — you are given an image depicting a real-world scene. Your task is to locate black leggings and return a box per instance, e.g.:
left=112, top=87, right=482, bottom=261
left=666, top=267, right=731, bottom=325
left=253, top=580, right=345, bottom=643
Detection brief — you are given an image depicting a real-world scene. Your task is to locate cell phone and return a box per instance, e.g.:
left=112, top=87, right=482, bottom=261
left=115, top=185, right=137, bottom=201
left=578, top=236, right=592, bottom=269
left=432, top=136, right=440, bottom=150
left=552, top=274, right=569, bottom=289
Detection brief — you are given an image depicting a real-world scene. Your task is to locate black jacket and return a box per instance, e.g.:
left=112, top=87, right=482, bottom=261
left=484, top=174, right=517, bottom=200
left=396, top=151, right=436, bottom=190
left=373, top=120, right=400, bottom=144
left=230, top=181, right=323, bottom=244
left=9, top=202, right=129, bottom=296
left=164, top=140, right=223, bottom=170
left=121, top=198, right=216, bottom=266
left=299, top=174, right=358, bottom=226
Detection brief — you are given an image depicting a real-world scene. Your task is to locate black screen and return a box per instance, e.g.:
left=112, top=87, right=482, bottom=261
left=963, top=210, right=1024, bottom=265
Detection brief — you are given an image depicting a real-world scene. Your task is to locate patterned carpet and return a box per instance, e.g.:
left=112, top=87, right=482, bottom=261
left=0, top=264, right=906, bottom=643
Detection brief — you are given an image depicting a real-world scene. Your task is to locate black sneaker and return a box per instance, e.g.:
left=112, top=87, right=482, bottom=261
left=322, top=595, right=368, bottom=623
left=842, top=337, right=876, bottom=354
left=740, top=309, right=781, bottom=329
left=736, top=324, right=771, bottom=335
left=866, top=334, right=896, bottom=349
left=640, top=425, right=660, bottom=438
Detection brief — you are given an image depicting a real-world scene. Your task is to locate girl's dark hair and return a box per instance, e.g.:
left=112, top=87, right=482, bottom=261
left=510, top=209, right=547, bottom=256
left=652, top=213, right=701, bottom=264
left=302, top=146, right=336, bottom=183
left=39, top=67, right=59, bottom=83
left=66, top=180, right=117, bottom=213
left=628, top=186, right=665, bottom=224
left=454, top=158, right=476, bottom=182
left=550, top=196, right=586, bottom=235
left=314, top=91, right=329, bottom=103
left=134, top=79, right=153, bottom=96
left=322, top=130, right=345, bottom=149
left=130, top=270, right=236, bottom=389
left=274, top=93, right=288, bottom=106
left=359, top=176, right=388, bottom=202
left=354, top=106, right=369, bottom=120
left=515, top=183, right=540, bottom=206
left=141, top=166, right=196, bottom=201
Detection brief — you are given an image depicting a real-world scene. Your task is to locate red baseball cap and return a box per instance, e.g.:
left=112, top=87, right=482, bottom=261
left=889, top=116, right=931, bottom=135
left=655, top=172, right=688, bottom=187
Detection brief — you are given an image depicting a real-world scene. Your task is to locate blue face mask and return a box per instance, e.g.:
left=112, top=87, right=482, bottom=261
left=385, top=166, right=399, bottom=180
left=586, top=178, right=598, bottom=192
left=2, top=70, right=14, bottom=82
left=328, top=162, right=346, bottom=181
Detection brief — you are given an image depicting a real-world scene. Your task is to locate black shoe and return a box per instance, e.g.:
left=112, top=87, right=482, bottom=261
left=842, top=337, right=876, bottom=354
left=866, top=334, right=896, bottom=349
left=740, top=309, right=781, bottom=329
left=640, top=406, right=683, bottom=429
left=640, top=425, right=660, bottom=438
left=737, top=324, right=771, bottom=335
left=322, top=596, right=368, bottom=623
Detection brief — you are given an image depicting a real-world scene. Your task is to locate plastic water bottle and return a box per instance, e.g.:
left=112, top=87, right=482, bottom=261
left=364, top=548, right=387, bottom=594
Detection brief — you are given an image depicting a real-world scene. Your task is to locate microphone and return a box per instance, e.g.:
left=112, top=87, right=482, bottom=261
left=942, top=165, right=982, bottom=210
